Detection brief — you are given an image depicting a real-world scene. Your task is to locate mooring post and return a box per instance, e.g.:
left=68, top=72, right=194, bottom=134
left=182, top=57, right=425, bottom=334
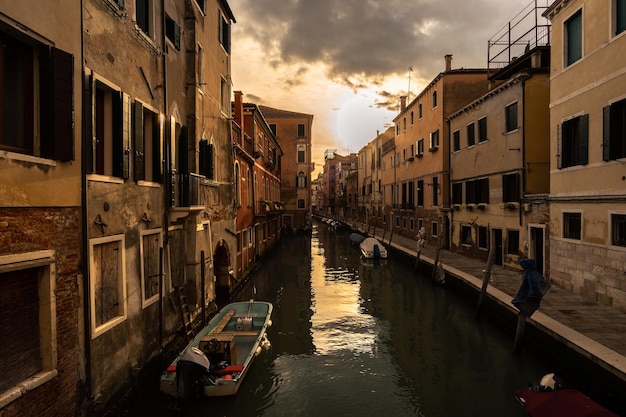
left=475, top=244, right=495, bottom=318
left=430, top=238, right=442, bottom=284
left=513, top=313, right=527, bottom=354
left=201, top=250, right=206, bottom=327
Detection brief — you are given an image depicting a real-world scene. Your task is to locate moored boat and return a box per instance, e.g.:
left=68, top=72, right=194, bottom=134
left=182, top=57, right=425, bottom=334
left=515, top=373, right=619, bottom=417
left=359, top=237, right=387, bottom=259
left=349, top=232, right=366, bottom=246
left=160, top=300, right=273, bottom=399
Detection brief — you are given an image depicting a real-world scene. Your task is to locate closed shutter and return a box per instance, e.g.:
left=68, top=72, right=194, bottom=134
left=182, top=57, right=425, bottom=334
left=153, top=114, right=163, bottom=182
left=556, top=124, right=562, bottom=169
left=207, top=143, right=214, bottom=179
left=199, top=139, right=207, bottom=176
left=85, top=72, right=95, bottom=173
left=134, top=101, right=144, bottom=181
left=579, top=114, right=589, bottom=165
left=603, top=106, right=611, bottom=161
left=0, top=269, right=41, bottom=393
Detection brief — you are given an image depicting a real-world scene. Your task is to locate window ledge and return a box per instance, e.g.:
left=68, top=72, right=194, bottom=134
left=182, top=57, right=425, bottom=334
left=0, top=151, right=57, bottom=167
left=0, top=370, right=58, bottom=409
left=87, top=174, right=124, bottom=184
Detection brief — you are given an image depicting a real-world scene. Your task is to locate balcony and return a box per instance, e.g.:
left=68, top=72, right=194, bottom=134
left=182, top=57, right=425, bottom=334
left=169, top=172, right=205, bottom=222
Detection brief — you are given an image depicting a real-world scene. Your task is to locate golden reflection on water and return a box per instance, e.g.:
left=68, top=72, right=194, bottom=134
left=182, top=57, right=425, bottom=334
left=309, top=235, right=378, bottom=355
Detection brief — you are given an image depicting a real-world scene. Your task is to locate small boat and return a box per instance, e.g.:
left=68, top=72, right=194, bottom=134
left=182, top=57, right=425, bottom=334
left=359, top=237, right=388, bottom=259
left=349, top=232, right=366, bottom=246
left=160, top=300, right=273, bottom=399
left=515, top=373, right=619, bottom=417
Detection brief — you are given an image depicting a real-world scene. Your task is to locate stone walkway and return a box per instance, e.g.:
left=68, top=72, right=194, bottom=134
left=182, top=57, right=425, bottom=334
left=344, top=221, right=626, bottom=384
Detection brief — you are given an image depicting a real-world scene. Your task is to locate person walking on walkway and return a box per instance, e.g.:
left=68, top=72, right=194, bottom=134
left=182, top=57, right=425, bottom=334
left=414, top=227, right=426, bottom=271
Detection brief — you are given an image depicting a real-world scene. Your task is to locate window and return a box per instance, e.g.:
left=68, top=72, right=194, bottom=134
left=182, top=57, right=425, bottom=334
left=140, top=229, right=162, bottom=308
left=403, top=117, right=407, bottom=131
left=558, top=114, right=589, bottom=168
left=403, top=148, right=407, bottom=161
left=432, top=221, right=438, bottom=237
left=0, top=251, right=56, bottom=396
left=199, top=140, right=215, bottom=179
left=616, top=0, right=626, bottom=36
left=461, top=225, right=472, bottom=245
left=297, top=123, right=306, bottom=137
left=507, top=230, right=520, bottom=254
left=418, top=103, right=423, bottom=119
left=410, top=143, right=415, bottom=158
left=297, top=145, right=306, bottom=163
left=432, top=176, right=438, bottom=206
left=417, top=180, right=424, bottom=206
left=478, top=227, right=488, bottom=249
left=297, top=171, right=307, bottom=188
left=165, top=15, right=181, bottom=50
left=410, top=218, right=415, bottom=230
left=611, top=213, right=626, bottom=246
left=417, top=139, right=424, bottom=156
left=136, top=0, right=151, bottom=35
left=234, top=163, right=240, bottom=205
left=91, top=80, right=128, bottom=178
left=467, top=123, right=476, bottom=146
left=89, top=235, right=127, bottom=337
left=478, top=117, right=488, bottom=142
left=0, top=31, right=73, bottom=160
left=565, top=9, right=582, bottom=66
left=297, top=199, right=305, bottom=209
left=452, top=182, right=463, bottom=205
left=218, top=12, right=231, bottom=54
left=502, top=173, right=520, bottom=202
left=429, top=130, right=439, bottom=150
left=269, top=123, right=277, bottom=136
left=453, top=130, right=460, bottom=151
left=465, top=178, right=489, bottom=204
left=603, top=98, right=626, bottom=161
left=563, top=212, right=582, bottom=240
left=432, top=90, right=438, bottom=108
left=133, top=101, right=162, bottom=183
left=505, top=102, right=518, bottom=132
left=410, top=111, right=414, bottom=125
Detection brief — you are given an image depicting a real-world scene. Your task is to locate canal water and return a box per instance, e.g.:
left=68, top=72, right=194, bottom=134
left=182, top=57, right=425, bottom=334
left=124, top=221, right=553, bottom=416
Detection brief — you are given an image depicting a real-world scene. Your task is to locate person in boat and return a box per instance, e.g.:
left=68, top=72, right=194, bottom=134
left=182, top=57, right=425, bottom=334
left=414, top=227, right=426, bottom=271
left=512, top=258, right=547, bottom=317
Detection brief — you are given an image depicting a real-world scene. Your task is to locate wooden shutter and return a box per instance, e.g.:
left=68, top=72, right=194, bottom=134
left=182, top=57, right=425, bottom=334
left=208, top=143, right=214, bottom=179
left=603, top=105, right=611, bottom=161
left=556, top=124, right=562, bottom=169
left=199, top=139, right=207, bottom=176
left=579, top=114, right=589, bottom=165
left=153, top=114, right=162, bottom=182
left=178, top=126, right=189, bottom=174
left=85, top=72, right=95, bottom=173
left=111, top=91, right=126, bottom=178
left=50, top=47, right=74, bottom=161
left=133, top=101, right=144, bottom=181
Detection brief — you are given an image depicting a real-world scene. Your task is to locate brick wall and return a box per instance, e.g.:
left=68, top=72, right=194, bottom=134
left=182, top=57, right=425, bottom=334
left=0, top=207, right=83, bottom=417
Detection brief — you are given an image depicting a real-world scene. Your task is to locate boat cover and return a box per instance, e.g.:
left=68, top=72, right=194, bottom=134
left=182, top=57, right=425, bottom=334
left=515, top=389, right=619, bottom=417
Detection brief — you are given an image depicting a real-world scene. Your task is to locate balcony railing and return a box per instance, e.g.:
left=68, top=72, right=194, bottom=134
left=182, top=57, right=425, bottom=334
left=170, top=171, right=204, bottom=208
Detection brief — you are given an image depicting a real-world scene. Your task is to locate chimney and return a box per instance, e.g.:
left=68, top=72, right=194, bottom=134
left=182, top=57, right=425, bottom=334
left=234, top=90, right=244, bottom=129
left=400, top=95, right=407, bottom=111
left=445, top=54, right=453, bottom=72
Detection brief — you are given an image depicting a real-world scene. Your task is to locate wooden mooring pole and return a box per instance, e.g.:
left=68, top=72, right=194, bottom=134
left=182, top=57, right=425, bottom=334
left=474, top=244, right=495, bottom=318
left=513, top=313, right=527, bottom=354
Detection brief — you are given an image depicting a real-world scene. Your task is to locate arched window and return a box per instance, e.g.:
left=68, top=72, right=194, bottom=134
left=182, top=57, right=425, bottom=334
left=297, top=171, right=307, bottom=188
left=297, top=145, right=306, bottom=163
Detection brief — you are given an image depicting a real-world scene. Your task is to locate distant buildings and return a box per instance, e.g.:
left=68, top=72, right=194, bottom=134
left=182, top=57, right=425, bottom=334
left=319, top=1, right=626, bottom=314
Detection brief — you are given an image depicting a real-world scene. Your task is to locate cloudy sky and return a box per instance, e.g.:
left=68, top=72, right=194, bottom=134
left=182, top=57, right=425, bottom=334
left=229, top=0, right=535, bottom=176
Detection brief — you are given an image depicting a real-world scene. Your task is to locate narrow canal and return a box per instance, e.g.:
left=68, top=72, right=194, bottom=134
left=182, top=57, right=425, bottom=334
left=123, top=220, right=553, bottom=416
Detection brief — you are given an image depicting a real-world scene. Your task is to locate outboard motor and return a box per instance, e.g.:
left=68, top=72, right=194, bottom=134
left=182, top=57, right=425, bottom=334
left=176, top=347, right=210, bottom=400
left=373, top=244, right=380, bottom=258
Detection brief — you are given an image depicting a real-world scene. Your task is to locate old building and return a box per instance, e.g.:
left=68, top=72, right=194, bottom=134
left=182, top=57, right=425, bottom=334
left=0, top=1, right=83, bottom=415
left=448, top=2, right=551, bottom=271
left=391, top=56, right=491, bottom=247
left=258, top=105, right=314, bottom=233
left=319, top=150, right=358, bottom=218
left=544, top=0, right=626, bottom=312
left=82, top=0, right=236, bottom=412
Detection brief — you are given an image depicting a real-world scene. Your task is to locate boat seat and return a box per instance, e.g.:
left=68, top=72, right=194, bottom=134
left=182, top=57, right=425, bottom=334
left=213, top=309, right=236, bottom=332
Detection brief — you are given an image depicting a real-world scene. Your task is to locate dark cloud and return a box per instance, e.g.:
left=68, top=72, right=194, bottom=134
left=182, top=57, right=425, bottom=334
left=232, top=0, right=530, bottom=85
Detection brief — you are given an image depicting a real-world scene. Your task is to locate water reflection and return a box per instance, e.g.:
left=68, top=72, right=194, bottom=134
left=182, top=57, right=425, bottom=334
left=123, top=221, right=549, bottom=417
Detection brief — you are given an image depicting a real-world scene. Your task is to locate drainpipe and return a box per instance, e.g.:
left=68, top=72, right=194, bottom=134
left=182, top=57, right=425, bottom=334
left=160, top=0, right=168, bottom=351
left=79, top=0, right=93, bottom=409
left=520, top=76, right=527, bottom=228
